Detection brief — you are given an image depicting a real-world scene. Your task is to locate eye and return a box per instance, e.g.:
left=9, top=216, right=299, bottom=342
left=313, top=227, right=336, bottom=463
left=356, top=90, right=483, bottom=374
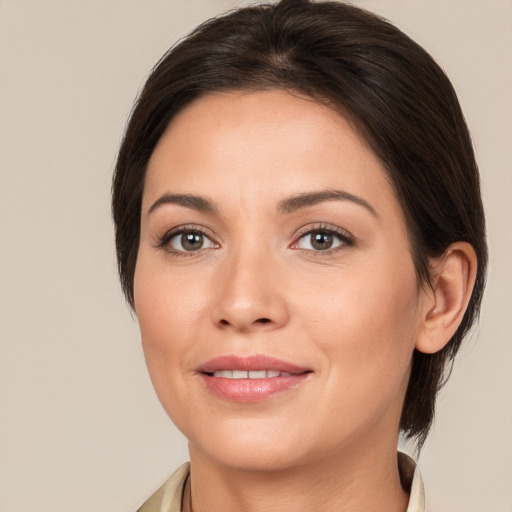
left=293, top=227, right=352, bottom=252
left=167, top=229, right=216, bottom=252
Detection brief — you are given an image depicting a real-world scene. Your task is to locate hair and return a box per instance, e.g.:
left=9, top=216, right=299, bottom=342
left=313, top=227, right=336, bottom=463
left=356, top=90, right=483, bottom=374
left=112, top=0, right=487, bottom=448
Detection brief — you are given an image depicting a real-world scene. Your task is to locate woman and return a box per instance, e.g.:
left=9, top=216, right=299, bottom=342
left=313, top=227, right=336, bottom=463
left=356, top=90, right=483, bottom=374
left=112, top=1, right=487, bottom=510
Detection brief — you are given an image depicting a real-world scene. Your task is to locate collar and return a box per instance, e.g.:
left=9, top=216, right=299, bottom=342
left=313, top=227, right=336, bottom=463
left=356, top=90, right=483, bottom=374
left=399, top=451, right=425, bottom=512
left=138, top=453, right=425, bottom=512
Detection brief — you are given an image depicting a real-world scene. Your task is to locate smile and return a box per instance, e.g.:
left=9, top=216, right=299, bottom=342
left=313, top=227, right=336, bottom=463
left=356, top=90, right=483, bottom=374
left=198, top=355, right=312, bottom=402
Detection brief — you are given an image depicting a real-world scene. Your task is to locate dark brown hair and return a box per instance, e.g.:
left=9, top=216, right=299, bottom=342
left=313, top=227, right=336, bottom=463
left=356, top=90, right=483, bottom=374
left=112, top=0, right=487, bottom=448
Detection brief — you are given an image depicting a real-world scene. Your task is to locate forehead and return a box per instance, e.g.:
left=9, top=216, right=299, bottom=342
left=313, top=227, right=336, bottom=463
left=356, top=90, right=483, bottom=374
left=143, top=90, right=398, bottom=219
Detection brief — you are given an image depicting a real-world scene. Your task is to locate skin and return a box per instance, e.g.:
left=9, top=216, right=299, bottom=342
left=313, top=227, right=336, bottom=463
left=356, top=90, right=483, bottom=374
left=134, top=90, right=474, bottom=512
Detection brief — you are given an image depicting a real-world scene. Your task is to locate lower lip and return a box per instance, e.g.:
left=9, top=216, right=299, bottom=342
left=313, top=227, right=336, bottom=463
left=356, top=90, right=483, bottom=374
left=200, top=374, right=310, bottom=402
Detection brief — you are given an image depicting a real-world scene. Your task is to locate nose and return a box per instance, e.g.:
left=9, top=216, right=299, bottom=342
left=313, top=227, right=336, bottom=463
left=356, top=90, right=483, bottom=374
left=210, top=245, right=290, bottom=333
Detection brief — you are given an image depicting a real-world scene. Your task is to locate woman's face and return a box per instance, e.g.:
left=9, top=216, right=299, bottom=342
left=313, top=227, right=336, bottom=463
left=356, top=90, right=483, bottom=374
left=135, top=90, right=427, bottom=471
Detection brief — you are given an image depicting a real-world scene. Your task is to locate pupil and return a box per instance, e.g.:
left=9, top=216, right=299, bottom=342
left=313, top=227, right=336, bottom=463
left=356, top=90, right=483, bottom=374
left=182, top=232, right=203, bottom=251
left=312, top=232, right=333, bottom=250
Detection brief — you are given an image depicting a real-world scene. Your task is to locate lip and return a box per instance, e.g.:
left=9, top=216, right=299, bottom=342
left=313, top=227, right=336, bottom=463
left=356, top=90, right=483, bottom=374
left=197, top=354, right=312, bottom=402
left=198, top=354, right=309, bottom=374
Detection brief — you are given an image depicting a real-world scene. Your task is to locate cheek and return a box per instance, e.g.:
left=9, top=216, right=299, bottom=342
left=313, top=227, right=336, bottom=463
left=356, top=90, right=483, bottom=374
left=133, top=256, right=206, bottom=411
left=297, top=254, right=420, bottom=403
left=134, top=252, right=211, bottom=344
left=299, top=251, right=420, bottom=339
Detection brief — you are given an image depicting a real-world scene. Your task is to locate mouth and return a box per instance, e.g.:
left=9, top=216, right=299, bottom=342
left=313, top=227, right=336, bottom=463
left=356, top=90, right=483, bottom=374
left=197, top=355, right=312, bottom=402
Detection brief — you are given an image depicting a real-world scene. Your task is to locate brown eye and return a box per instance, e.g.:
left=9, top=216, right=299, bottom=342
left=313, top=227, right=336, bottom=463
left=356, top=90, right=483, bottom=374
left=170, top=230, right=213, bottom=252
left=311, top=232, right=334, bottom=250
left=296, top=230, right=345, bottom=251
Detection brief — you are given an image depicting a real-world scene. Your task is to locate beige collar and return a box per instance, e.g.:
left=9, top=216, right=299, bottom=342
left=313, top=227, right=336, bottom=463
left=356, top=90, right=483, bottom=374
left=138, top=452, right=425, bottom=512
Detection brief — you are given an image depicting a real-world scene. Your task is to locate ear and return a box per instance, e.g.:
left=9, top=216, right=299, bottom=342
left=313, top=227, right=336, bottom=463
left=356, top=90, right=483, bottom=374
left=416, top=242, right=478, bottom=354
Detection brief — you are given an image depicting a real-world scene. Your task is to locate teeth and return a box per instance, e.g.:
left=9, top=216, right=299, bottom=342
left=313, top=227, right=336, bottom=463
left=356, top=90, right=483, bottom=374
left=214, top=370, right=233, bottom=378
left=248, top=370, right=267, bottom=378
left=212, top=370, right=293, bottom=379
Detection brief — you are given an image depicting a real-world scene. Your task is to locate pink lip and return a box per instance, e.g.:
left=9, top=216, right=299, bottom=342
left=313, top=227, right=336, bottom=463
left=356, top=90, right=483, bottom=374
left=198, top=354, right=309, bottom=374
left=197, top=355, right=312, bottom=402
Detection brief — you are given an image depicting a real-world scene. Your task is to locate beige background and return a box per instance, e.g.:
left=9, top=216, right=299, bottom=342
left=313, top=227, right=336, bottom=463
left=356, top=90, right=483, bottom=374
left=0, top=1, right=510, bottom=511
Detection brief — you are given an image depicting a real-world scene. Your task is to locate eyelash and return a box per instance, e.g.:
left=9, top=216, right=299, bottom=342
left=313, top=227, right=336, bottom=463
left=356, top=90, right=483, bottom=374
left=155, top=223, right=355, bottom=257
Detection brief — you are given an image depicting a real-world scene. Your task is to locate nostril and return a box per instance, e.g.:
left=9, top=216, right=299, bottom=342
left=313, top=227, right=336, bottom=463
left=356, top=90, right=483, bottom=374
left=216, top=317, right=275, bottom=328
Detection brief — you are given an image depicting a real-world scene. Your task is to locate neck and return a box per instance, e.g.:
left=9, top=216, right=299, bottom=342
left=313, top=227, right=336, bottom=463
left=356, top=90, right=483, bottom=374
left=185, top=441, right=409, bottom=512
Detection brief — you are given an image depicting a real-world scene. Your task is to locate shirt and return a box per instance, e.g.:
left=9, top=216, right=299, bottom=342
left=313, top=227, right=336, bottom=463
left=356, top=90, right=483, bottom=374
left=137, top=452, right=425, bottom=512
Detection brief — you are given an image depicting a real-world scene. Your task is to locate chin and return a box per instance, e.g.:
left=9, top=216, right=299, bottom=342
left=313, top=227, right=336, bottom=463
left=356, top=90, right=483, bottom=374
left=186, top=417, right=316, bottom=472
left=195, top=443, right=308, bottom=473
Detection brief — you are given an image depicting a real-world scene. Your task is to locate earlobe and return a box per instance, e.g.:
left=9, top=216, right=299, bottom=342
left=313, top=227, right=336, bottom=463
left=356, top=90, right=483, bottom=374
left=416, top=242, right=477, bottom=354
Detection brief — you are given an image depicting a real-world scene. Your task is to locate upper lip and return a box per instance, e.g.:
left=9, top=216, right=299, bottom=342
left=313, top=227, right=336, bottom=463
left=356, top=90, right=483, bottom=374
left=197, top=355, right=311, bottom=375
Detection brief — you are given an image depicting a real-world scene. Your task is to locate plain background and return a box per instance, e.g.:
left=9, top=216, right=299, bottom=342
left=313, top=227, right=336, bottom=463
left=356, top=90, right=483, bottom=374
left=0, top=1, right=510, bottom=511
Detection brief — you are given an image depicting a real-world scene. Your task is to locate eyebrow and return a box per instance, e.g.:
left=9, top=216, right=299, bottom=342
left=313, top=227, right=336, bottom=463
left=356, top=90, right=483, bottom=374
left=147, top=193, right=219, bottom=216
left=277, top=189, right=378, bottom=216
left=147, top=188, right=377, bottom=218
